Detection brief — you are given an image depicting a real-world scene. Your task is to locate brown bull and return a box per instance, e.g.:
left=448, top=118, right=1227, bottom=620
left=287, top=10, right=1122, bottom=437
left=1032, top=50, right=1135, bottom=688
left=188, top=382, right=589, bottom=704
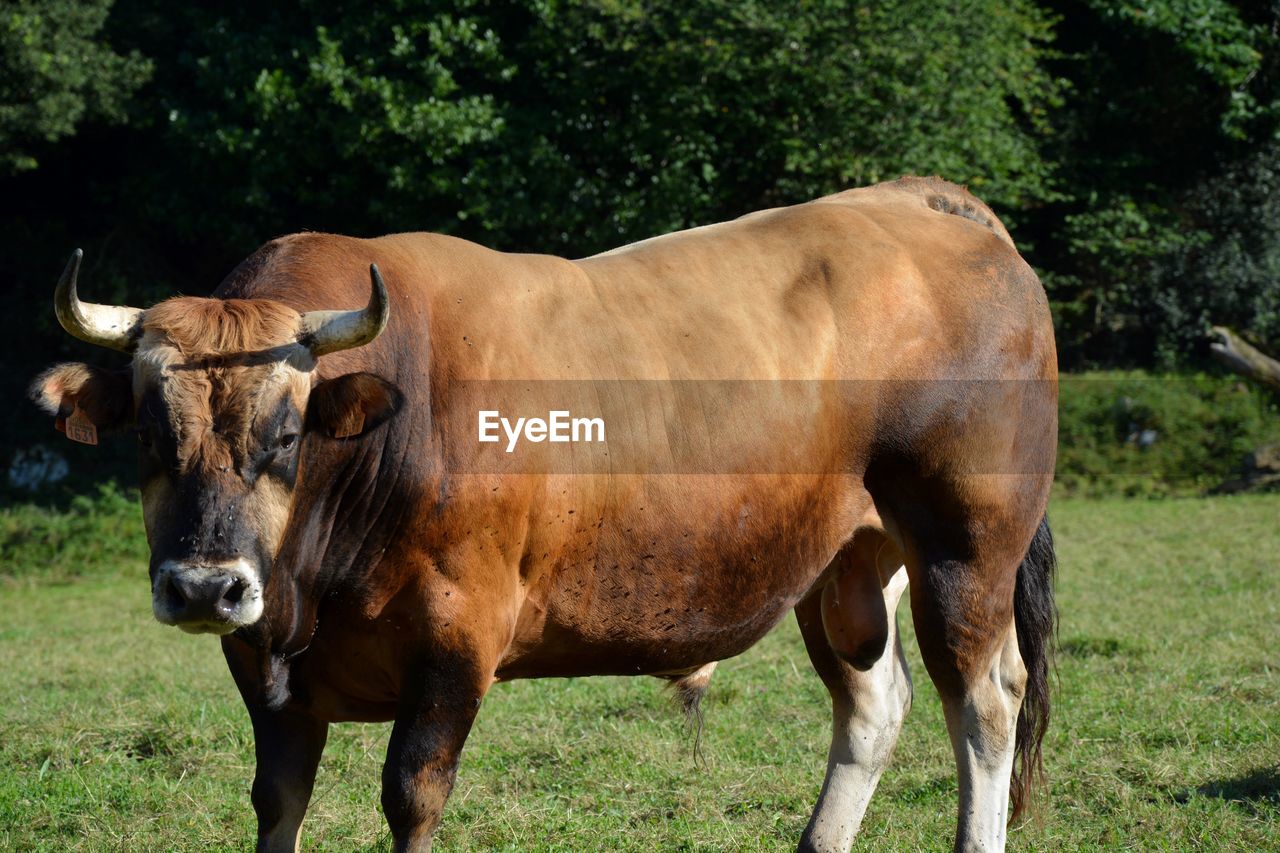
left=32, top=177, right=1057, bottom=852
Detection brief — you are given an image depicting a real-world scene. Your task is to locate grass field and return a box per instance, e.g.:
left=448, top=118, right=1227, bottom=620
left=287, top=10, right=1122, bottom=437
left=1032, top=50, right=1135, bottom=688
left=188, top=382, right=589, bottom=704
left=1, top=492, right=1277, bottom=850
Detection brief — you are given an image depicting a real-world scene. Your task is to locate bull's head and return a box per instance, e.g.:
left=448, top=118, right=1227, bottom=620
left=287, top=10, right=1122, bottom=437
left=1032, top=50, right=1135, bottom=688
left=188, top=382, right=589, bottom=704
left=30, top=250, right=400, bottom=634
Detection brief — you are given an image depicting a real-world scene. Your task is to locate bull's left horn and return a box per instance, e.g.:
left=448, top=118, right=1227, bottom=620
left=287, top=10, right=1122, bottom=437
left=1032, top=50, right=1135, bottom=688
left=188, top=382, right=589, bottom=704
left=54, top=249, right=145, bottom=353
left=297, top=264, right=391, bottom=356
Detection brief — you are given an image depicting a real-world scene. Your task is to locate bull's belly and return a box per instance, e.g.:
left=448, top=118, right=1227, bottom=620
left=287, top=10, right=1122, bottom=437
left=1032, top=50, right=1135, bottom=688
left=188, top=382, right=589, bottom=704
left=496, top=474, right=871, bottom=679
left=290, top=474, right=872, bottom=717
left=494, top=583, right=806, bottom=680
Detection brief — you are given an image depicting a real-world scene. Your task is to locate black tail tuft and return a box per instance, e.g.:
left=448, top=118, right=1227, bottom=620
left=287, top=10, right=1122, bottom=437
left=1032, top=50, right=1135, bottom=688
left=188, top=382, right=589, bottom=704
left=1010, top=514, right=1057, bottom=822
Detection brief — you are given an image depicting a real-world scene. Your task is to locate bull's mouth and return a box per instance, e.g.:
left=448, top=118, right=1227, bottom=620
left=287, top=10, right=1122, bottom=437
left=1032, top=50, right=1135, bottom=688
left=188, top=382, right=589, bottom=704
left=152, top=558, right=265, bottom=634
left=175, top=619, right=244, bottom=636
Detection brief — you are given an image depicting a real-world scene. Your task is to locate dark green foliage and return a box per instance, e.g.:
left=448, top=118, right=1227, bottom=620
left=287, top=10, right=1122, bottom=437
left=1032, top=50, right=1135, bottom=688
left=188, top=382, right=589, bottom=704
left=115, top=3, right=511, bottom=248
left=0, top=0, right=150, bottom=173
left=1150, top=142, right=1280, bottom=361
left=2, top=0, right=1279, bottom=492
left=87, top=0, right=1058, bottom=255
left=472, top=0, right=1059, bottom=253
left=1037, top=0, right=1280, bottom=366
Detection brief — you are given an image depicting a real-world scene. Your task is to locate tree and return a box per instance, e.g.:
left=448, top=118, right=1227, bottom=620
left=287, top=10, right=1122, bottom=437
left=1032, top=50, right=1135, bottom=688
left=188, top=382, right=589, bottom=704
left=0, top=0, right=149, bottom=173
left=98, top=0, right=1060, bottom=255
left=472, top=0, right=1061, bottom=253
left=1151, top=140, right=1280, bottom=359
left=1032, top=0, right=1280, bottom=367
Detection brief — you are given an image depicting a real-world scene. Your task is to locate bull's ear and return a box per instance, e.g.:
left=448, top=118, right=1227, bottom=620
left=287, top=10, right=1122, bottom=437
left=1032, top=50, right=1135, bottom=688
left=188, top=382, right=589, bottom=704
left=29, top=363, right=133, bottom=443
left=306, top=373, right=403, bottom=439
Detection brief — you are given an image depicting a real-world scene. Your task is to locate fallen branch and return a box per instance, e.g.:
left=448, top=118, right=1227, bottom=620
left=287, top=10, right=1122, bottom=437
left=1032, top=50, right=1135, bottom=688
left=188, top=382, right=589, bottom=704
left=1208, top=326, right=1280, bottom=393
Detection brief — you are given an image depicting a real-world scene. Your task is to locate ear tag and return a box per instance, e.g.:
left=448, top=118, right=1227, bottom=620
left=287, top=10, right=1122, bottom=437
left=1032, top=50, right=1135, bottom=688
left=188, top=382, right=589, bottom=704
left=64, top=404, right=99, bottom=446
left=333, top=410, right=365, bottom=439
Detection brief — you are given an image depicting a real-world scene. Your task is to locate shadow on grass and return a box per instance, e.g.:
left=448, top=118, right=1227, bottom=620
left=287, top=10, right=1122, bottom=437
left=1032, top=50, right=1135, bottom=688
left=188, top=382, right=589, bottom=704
left=1178, top=766, right=1280, bottom=816
left=1058, top=636, right=1134, bottom=659
left=895, top=775, right=954, bottom=804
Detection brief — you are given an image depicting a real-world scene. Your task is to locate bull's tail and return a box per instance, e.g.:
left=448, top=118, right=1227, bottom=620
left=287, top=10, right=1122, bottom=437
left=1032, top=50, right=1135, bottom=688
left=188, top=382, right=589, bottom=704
left=1009, top=514, right=1057, bottom=822
left=664, top=662, right=716, bottom=768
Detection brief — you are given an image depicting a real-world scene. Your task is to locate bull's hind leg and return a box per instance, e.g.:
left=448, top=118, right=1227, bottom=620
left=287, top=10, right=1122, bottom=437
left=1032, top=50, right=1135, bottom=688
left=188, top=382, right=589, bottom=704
left=901, top=505, right=1054, bottom=853
left=911, top=559, right=1025, bottom=853
left=796, top=532, right=912, bottom=853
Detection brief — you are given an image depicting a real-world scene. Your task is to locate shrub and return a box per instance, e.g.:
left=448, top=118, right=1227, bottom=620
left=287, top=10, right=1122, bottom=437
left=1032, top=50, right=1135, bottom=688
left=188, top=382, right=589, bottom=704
left=0, top=482, right=146, bottom=583
left=1056, top=371, right=1280, bottom=498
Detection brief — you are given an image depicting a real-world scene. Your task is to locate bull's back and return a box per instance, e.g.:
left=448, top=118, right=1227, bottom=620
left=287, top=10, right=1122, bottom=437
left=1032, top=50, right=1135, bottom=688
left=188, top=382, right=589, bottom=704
left=431, top=187, right=1049, bottom=388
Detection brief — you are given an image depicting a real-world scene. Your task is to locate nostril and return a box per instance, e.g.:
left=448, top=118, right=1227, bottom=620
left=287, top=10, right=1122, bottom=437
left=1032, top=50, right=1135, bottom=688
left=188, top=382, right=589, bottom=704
left=165, top=576, right=187, bottom=612
left=222, top=577, right=246, bottom=606
left=211, top=575, right=247, bottom=618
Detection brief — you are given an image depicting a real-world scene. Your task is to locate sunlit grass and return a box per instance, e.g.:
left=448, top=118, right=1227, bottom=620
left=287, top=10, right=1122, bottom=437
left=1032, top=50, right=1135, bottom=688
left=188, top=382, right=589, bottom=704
left=1, top=494, right=1276, bottom=849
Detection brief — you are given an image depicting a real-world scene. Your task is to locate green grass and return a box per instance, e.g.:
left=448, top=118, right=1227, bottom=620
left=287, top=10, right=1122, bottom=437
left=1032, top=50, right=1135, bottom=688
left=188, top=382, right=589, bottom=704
left=1, top=493, right=1277, bottom=850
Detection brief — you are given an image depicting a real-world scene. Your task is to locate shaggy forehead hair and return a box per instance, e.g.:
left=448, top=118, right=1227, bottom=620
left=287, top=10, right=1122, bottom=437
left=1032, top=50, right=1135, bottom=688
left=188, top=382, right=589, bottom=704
left=138, top=297, right=310, bottom=473
left=143, top=297, right=302, bottom=358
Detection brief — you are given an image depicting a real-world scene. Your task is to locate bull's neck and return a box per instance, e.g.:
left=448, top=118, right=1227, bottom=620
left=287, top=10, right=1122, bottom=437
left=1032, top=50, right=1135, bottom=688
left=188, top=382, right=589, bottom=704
left=243, top=392, right=434, bottom=707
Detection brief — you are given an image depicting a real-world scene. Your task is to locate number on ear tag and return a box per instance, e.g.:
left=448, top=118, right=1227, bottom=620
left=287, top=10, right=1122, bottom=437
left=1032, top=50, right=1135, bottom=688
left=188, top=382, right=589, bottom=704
left=333, top=410, right=365, bottom=439
left=64, top=405, right=98, bottom=446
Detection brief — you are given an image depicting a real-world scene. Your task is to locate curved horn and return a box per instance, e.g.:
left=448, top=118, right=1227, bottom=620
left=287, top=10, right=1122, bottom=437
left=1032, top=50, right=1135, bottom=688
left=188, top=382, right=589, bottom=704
left=297, top=264, right=391, bottom=357
left=53, top=249, right=145, bottom=353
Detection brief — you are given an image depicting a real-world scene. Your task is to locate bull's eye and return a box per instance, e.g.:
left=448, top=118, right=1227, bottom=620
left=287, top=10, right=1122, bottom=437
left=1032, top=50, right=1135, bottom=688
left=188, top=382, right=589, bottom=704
left=278, top=433, right=298, bottom=451
left=135, top=426, right=152, bottom=448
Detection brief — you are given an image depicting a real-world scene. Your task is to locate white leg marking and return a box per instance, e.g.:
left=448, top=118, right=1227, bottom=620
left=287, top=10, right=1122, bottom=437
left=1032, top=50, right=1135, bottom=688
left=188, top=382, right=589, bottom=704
left=944, top=625, right=1026, bottom=853
left=801, top=566, right=912, bottom=853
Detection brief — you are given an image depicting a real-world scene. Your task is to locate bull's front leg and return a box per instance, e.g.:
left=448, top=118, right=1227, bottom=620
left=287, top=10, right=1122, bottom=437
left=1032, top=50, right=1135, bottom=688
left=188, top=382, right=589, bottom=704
left=223, top=638, right=330, bottom=852
left=248, top=706, right=329, bottom=853
left=381, top=653, right=493, bottom=852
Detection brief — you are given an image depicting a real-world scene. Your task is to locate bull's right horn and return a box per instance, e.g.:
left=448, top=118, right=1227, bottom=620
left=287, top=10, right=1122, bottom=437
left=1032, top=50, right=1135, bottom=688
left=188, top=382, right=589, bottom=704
left=296, top=263, right=391, bottom=357
left=53, top=249, right=145, bottom=353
